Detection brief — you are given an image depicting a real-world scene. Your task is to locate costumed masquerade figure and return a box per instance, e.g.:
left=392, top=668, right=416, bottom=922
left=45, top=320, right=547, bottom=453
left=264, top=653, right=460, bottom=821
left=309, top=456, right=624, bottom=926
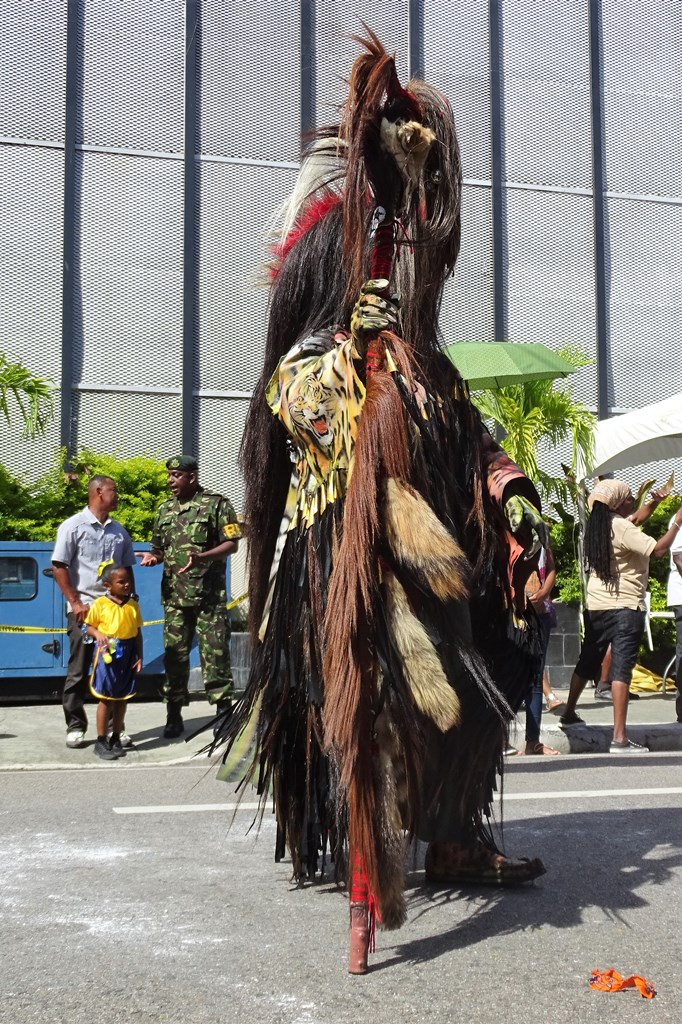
left=214, top=29, right=548, bottom=974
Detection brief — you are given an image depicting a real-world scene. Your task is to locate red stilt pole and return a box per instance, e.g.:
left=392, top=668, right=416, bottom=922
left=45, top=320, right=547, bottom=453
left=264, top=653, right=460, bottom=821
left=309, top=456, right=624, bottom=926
left=348, top=852, right=375, bottom=975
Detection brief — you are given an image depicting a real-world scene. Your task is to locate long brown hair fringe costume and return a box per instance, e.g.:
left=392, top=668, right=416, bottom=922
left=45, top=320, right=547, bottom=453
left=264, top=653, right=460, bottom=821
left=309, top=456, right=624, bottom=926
left=214, top=28, right=544, bottom=969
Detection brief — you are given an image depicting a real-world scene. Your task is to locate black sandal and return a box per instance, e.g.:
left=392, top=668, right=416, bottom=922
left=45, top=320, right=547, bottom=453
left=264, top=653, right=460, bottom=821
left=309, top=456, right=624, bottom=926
left=559, top=710, right=585, bottom=726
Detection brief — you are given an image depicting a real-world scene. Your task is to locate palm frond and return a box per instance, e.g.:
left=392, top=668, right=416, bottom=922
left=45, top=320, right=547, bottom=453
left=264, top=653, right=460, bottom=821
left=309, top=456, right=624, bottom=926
left=0, top=353, right=55, bottom=438
left=472, top=349, right=595, bottom=504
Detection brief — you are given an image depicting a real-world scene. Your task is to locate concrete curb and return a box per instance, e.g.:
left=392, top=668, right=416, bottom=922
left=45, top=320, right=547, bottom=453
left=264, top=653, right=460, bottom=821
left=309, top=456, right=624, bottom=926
left=510, top=721, right=682, bottom=754
left=1, top=692, right=681, bottom=770
left=0, top=753, right=202, bottom=772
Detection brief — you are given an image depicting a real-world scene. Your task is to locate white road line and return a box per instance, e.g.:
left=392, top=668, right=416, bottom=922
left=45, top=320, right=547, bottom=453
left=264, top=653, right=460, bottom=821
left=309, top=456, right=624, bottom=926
left=113, top=787, right=682, bottom=814
left=501, top=787, right=682, bottom=800
left=114, top=802, right=262, bottom=814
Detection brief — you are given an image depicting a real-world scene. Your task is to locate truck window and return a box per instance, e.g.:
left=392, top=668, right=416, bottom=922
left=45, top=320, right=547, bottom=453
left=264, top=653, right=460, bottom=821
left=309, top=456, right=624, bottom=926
left=0, top=557, right=38, bottom=600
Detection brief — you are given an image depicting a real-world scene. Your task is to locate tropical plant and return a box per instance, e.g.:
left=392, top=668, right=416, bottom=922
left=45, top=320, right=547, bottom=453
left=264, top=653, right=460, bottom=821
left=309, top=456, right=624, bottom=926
left=548, top=515, right=583, bottom=606
left=0, top=352, right=55, bottom=438
left=0, top=449, right=169, bottom=542
left=472, top=346, right=595, bottom=506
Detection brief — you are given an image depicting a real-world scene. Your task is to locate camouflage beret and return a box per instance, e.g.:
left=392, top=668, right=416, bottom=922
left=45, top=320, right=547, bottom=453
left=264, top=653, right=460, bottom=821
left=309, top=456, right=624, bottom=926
left=165, top=455, right=198, bottom=472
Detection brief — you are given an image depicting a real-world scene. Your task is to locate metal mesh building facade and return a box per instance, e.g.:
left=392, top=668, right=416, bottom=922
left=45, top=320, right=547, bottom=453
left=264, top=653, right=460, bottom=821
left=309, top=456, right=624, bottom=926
left=2, top=2, right=681, bottom=590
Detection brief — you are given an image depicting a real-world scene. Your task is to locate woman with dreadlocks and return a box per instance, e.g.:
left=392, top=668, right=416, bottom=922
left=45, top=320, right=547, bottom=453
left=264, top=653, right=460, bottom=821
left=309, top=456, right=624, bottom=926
left=561, top=478, right=682, bottom=752
left=216, top=30, right=549, bottom=974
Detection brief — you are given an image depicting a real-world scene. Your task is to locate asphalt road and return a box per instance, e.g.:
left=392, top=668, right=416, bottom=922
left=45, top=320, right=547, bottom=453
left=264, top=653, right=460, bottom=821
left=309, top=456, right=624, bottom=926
left=1, top=755, right=681, bottom=1023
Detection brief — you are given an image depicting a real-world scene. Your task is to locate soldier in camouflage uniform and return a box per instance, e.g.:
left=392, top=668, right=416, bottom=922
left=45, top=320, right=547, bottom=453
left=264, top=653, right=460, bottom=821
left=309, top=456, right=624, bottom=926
left=140, top=456, right=241, bottom=738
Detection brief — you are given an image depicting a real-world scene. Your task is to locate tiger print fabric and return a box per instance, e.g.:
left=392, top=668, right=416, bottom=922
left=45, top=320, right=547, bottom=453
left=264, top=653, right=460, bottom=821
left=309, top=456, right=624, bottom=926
left=259, top=329, right=365, bottom=638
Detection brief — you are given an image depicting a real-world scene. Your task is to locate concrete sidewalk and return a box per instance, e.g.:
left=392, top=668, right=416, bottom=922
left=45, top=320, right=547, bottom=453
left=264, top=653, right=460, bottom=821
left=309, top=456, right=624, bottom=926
left=1, top=685, right=681, bottom=770
left=511, top=686, right=682, bottom=754
left=0, top=700, right=221, bottom=771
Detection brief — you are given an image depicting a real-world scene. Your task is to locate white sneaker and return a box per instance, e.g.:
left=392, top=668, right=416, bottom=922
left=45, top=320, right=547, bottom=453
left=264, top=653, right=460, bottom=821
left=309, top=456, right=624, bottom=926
left=66, top=729, right=86, bottom=749
left=107, top=731, right=133, bottom=748
left=610, top=738, right=649, bottom=754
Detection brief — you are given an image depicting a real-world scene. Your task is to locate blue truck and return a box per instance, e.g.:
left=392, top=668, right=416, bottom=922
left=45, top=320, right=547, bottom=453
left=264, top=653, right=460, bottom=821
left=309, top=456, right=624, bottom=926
left=0, top=540, right=231, bottom=692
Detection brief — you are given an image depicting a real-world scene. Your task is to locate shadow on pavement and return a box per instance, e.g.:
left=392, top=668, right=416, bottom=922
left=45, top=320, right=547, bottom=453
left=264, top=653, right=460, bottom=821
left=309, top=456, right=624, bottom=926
left=504, top=753, right=681, bottom=773
left=126, top=715, right=215, bottom=752
left=372, top=806, right=681, bottom=971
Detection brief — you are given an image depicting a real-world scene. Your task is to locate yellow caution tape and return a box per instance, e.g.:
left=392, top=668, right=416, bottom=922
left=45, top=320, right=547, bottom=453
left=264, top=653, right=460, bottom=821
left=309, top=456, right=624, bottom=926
left=0, top=594, right=248, bottom=634
left=0, top=623, right=169, bottom=634
left=0, top=624, right=68, bottom=634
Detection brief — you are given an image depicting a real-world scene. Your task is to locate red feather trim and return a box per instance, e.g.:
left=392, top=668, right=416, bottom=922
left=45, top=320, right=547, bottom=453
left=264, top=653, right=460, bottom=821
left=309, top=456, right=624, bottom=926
left=270, top=193, right=343, bottom=279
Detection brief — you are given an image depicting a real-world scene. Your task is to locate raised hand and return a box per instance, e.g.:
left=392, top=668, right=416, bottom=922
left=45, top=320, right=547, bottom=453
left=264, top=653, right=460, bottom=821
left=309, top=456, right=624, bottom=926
left=504, top=495, right=549, bottom=559
left=350, top=279, right=400, bottom=344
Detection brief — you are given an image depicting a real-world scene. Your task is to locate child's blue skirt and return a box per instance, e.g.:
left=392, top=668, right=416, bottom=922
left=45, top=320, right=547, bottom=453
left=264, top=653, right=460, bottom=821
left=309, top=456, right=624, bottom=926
left=89, top=638, right=137, bottom=701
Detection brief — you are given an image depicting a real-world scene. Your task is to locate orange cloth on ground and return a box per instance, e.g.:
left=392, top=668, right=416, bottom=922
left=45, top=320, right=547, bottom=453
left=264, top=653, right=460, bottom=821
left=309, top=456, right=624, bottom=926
left=589, top=969, right=655, bottom=999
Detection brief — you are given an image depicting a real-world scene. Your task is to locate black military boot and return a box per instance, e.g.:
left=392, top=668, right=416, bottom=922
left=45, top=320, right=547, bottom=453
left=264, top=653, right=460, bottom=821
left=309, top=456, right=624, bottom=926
left=163, top=703, right=185, bottom=739
left=213, top=697, right=233, bottom=738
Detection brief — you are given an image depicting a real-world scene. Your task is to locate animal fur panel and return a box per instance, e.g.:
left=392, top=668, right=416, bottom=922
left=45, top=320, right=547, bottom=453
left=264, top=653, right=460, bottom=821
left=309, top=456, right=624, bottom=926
left=383, top=570, right=461, bottom=733
left=372, top=711, right=408, bottom=930
left=383, top=478, right=471, bottom=603
left=379, top=118, right=436, bottom=190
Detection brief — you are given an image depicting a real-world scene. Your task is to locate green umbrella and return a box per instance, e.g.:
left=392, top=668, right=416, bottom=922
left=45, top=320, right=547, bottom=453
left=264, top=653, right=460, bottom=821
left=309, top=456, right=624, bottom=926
left=442, top=341, right=577, bottom=390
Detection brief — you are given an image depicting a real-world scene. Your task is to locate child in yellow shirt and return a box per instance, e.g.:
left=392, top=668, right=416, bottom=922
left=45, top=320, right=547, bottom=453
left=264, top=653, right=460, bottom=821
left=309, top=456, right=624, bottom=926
left=85, top=564, right=143, bottom=760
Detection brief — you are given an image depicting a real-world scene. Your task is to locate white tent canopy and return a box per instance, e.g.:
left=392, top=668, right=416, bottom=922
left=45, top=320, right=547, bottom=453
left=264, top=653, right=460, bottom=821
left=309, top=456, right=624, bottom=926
left=578, top=392, right=682, bottom=481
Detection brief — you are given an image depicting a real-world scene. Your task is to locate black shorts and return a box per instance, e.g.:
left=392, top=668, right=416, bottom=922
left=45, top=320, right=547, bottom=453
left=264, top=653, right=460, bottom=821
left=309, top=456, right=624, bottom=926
left=575, top=608, right=645, bottom=685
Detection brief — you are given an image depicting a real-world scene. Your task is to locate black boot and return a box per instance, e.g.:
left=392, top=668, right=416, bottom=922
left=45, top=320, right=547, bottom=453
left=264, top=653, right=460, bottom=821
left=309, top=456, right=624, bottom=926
left=213, top=697, right=233, bottom=738
left=163, top=704, right=184, bottom=739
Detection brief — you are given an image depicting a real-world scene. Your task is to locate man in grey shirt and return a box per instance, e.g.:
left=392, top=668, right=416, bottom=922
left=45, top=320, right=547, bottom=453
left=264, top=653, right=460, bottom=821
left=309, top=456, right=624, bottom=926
left=52, top=476, right=136, bottom=748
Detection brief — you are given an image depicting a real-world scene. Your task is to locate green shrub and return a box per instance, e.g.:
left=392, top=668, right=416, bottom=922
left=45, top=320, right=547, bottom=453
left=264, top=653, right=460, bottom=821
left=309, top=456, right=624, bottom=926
left=549, top=516, right=582, bottom=606
left=0, top=456, right=73, bottom=540
left=74, top=450, right=169, bottom=540
left=0, top=449, right=169, bottom=542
